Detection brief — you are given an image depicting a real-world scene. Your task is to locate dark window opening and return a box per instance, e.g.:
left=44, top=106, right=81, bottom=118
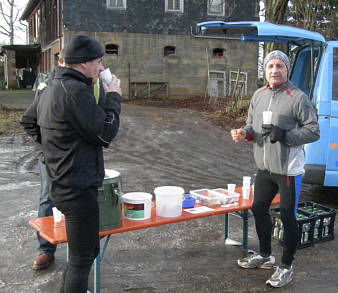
left=291, top=46, right=320, bottom=97
left=333, top=47, right=338, bottom=101
left=105, top=44, right=119, bottom=55
left=164, top=46, right=176, bottom=56
left=213, top=48, right=224, bottom=58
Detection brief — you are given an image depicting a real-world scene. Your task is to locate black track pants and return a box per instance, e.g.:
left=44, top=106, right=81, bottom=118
left=55, top=187, right=100, bottom=293
left=252, top=169, right=301, bottom=266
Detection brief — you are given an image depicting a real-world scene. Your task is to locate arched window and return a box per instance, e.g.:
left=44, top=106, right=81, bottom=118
left=164, top=46, right=176, bottom=56
left=105, top=44, right=119, bottom=55
left=213, top=48, right=224, bottom=58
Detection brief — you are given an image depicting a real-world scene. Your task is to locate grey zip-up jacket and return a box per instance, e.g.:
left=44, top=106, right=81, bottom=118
left=244, top=81, right=320, bottom=176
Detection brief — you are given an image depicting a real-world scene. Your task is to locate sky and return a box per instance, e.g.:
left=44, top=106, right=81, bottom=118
left=0, top=0, right=30, bottom=45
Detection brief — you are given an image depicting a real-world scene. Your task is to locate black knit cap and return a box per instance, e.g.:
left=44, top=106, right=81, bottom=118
left=64, top=35, right=104, bottom=64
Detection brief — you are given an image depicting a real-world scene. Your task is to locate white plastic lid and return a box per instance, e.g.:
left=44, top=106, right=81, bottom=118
left=104, top=169, right=120, bottom=179
left=154, top=186, right=184, bottom=195
left=122, top=192, right=152, bottom=202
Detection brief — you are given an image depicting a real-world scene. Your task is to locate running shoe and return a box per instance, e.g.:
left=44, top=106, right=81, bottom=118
left=266, top=265, right=293, bottom=288
left=237, top=253, right=275, bottom=269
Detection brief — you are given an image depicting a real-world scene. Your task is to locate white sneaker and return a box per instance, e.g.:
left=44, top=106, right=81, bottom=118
left=237, top=253, right=275, bottom=269
left=266, top=265, right=293, bottom=288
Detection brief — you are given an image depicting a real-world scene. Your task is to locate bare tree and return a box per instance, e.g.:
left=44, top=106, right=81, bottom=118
left=0, top=0, right=27, bottom=44
left=289, top=0, right=337, bottom=40
left=263, top=0, right=289, bottom=54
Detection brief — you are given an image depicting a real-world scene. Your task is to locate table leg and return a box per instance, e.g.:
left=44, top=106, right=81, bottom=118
left=242, top=210, right=249, bottom=250
left=224, top=213, right=242, bottom=246
left=93, top=254, right=101, bottom=293
left=224, top=213, right=229, bottom=239
left=93, top=235, right=111, bottom=293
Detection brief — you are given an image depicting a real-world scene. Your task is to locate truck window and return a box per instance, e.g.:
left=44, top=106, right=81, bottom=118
left=290, top=46, right=319, bottom=98
left=333, top=47, right=338, bottom=101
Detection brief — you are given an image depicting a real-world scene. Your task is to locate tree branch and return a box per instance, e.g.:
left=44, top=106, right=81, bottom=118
left=0, top=3, right=11, bottom=26
left=0, top=25, right=11, bottom=36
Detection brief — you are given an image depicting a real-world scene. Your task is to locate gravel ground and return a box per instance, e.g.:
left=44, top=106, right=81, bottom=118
left=0, top=90, right=337, bottom=292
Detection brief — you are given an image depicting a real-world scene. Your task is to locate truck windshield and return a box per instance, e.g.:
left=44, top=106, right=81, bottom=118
left=290, top=46, right=320, bottom=98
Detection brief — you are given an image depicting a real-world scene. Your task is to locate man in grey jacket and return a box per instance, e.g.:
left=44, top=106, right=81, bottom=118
left=231, top=50, right=319, bottom=288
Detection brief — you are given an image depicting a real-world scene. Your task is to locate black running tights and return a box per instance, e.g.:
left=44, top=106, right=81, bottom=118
left=252, top=169, right=301, bottom=266
left=55, top=187, right=100, bottom=293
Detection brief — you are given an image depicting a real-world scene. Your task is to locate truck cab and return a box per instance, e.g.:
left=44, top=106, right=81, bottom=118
left=197, top=21, right=338, bottom=187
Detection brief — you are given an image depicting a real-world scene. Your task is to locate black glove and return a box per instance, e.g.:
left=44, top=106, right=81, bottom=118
left=262, top=124, right=273, bottom=137
left=270, top=125, right=286, bottom=143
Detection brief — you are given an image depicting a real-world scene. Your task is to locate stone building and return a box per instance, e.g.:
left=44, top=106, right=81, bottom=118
left=20, top=0, right=259, bottom=97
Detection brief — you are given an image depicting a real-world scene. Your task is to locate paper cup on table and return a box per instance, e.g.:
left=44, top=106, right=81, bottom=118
left=242, top=186, right=251, bottom=200
left=243, top=176, right=251, bottom=188
left=227, top=184, right=236, bottom=196
left=100, top=68, right=113, bottom=84
left=52, top=207, right=63, bottom=225
left=262, top=111, right=273, bottom=124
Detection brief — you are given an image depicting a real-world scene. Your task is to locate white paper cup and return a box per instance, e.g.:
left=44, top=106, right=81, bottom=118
left=227, top=184, right=236, bottom=195
left=242, top=187, right=250, bottom=200
left=52, top=207, right=62, bottom=223
left=262, top=111, right=273, bottom=124
left=100, top=68, right=113, bottom=84
left=243, top=183, right=251, bottom=189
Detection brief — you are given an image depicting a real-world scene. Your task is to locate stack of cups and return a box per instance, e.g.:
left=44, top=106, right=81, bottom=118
left=242, top=176, right=251, bottom=200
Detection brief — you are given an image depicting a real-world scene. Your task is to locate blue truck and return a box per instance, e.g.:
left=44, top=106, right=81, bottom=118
left=197, top=21, right=338, bottom=187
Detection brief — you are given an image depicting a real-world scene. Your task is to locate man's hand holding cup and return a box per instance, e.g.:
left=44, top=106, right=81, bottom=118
left=100, top=68, right=122, bottom=95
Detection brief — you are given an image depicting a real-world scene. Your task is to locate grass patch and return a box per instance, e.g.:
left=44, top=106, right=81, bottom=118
left=0, top=105, right=24, bottom=135
left=0, top=89, right=35, bottom=109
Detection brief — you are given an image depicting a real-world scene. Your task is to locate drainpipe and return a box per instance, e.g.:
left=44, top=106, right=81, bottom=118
left=19, top=20, right=28, bottom=44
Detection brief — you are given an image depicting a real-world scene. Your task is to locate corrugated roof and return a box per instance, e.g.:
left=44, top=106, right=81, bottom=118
left=1, top=44, right=41, bottom=55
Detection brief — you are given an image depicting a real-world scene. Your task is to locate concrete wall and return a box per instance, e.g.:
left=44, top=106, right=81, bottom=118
left=64, top=30, right=258, bottom=98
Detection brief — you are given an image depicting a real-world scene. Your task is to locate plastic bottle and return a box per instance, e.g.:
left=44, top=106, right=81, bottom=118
left=273, top=218, right=279, bottom=238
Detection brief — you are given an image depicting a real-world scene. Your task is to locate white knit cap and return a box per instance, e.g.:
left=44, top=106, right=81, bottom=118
left=263, top=50, right=290, bottom=75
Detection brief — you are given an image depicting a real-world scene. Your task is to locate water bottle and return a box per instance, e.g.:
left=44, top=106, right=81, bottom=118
left=314, top=219, right=320, bottom=239
left=273, top=218, right=279, bottom=238
left=302, top=223, right=310, bottom=243
left=279, top=223, right=284, bottom=241
left=323, top=218, right=331, bottom=237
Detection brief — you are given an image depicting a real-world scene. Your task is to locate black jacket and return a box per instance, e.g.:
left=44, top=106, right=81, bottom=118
left=21, top=68, right=59, bottom=161
left=21, top=68, right=107, bottom=161
left=31, top=66, right=120, bottom=202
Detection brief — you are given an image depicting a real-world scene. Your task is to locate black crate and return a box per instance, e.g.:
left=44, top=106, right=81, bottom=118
left=271, top=208, right=316, bottom=249
left=298, top=201, right=336, bottom=243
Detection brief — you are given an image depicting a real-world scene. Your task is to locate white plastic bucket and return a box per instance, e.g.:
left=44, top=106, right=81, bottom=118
left=122, top=192, right=152, bottom=220
left=154, top=186, right=184, bottom=217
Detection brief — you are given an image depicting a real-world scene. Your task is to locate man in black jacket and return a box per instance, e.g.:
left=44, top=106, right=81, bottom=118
left=36, top=35, right=121, bottom=293
left=21, top=49, right=109, bottom=272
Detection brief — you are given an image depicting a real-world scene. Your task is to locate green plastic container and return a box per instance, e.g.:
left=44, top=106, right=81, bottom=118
left=97, top=170, right=123, bottom=231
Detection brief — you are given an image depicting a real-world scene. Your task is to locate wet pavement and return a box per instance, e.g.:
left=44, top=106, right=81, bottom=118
left=0, top=103, right=337, bottom=292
